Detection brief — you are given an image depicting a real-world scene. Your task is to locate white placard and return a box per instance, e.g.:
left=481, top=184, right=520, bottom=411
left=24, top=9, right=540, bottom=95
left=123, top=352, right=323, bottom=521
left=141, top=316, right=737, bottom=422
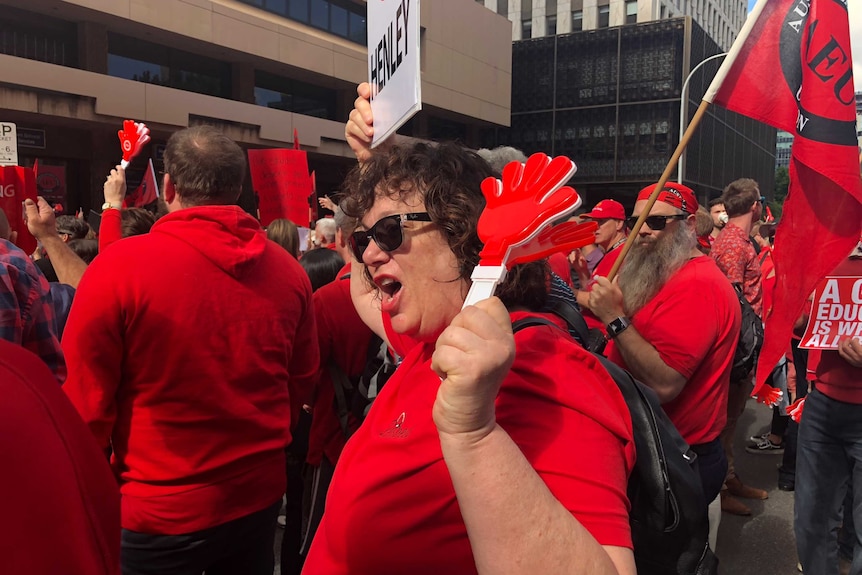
left=0, top=122, right=18, bottom=166
left=367, top=0, right=421, bottom=147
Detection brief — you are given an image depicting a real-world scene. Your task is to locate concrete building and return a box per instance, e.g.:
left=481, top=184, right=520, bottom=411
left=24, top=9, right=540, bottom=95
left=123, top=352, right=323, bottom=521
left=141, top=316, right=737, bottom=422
left=481, top=16, right=776, bottom=206
left=476, top=0, right=745, bottom=50
left=0, top=0, right=512, bottom=215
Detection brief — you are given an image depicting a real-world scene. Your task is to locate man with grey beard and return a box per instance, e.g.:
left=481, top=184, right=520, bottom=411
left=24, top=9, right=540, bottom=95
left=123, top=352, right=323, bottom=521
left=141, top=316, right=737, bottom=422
left=589, top=183, right=741, bottom=510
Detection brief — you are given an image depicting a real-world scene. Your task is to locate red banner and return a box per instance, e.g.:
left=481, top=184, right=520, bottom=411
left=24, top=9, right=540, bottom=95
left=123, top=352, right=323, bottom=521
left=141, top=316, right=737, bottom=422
left=0, top=166, right=38, bottom=254
left=705, top=0, right=862, bottom=402
left=800, top=276, right=862, bottom=349
left=248, top=148, right=312, bottom=228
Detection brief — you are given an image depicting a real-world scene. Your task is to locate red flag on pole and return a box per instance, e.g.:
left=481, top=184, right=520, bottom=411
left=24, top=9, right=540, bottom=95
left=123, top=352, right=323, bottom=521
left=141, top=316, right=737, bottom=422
left=126, top=158, right=159, bottom=208
left=0, top=166, right=38, bottom=254
left=703, top=0, right=862, bottom=403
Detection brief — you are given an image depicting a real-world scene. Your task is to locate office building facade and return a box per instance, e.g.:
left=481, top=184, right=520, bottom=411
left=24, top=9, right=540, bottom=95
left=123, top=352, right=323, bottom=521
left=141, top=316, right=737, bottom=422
left=0, top=0, right=512, bottom=214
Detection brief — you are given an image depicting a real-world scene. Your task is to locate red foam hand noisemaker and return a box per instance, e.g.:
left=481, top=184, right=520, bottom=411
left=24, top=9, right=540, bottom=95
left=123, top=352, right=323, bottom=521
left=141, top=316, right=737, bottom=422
left=786, top=397, right=805, bottom=423
left=506, top=220, right=598, bottom=269
left=118, top=120, right=151, bottom=168
left=463, top=153, right=580, bottom=308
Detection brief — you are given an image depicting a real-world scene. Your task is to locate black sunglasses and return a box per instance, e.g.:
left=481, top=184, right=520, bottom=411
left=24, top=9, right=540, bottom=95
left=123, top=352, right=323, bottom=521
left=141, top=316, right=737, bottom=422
left=626, top=214, right=688, bottom=231
left=349, top=213, right=432, bottom=261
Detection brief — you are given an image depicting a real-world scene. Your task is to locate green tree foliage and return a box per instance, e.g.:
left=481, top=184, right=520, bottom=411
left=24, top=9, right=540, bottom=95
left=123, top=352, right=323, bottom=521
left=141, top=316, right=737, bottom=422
left=770, top=166, right=789, bottom=220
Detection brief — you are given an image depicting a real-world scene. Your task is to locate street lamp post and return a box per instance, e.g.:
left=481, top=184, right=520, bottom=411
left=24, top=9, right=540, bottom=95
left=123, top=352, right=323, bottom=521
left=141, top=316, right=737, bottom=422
left=678, top=52, right=727, bottom=184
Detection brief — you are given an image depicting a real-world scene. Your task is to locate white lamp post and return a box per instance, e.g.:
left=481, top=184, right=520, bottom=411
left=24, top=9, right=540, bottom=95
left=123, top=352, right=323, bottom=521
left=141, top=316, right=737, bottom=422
left=678, top=52, right=727, bottom=184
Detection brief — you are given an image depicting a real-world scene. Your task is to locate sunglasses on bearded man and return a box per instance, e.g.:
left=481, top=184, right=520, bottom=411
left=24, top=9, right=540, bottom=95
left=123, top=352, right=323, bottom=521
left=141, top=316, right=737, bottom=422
left=349, top=212, right=432, bottom=261
left=625, top=214, right=688, bottom=231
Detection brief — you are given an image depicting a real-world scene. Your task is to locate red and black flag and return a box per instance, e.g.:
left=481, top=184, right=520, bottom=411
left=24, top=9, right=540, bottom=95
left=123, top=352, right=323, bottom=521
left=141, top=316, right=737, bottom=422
left=703, top=0, right=862, bottom=403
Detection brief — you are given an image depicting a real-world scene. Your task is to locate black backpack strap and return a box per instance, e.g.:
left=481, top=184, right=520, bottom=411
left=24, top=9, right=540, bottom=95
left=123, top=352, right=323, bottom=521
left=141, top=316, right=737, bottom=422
left=545, top=298, right=591, bottom=347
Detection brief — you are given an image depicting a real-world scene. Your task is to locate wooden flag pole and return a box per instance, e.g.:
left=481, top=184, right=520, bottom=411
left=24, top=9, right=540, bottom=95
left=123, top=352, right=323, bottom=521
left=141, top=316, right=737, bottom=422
left=607, top=99, right=712, bottom=281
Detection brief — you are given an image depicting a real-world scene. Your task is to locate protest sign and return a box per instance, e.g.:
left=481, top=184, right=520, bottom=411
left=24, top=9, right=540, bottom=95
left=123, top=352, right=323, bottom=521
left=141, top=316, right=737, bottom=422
left=800, top=276, right=862, bottom=349
left=248, top=148, right=312, bottom=228
left=367, top=0, right=421, bottom=147
left=0, top=165, right=38, bottom=253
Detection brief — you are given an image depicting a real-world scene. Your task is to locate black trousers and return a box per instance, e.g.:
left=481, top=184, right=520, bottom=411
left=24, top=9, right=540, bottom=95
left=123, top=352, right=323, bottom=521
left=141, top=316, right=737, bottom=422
left=121, top=500, right=281, bottom=575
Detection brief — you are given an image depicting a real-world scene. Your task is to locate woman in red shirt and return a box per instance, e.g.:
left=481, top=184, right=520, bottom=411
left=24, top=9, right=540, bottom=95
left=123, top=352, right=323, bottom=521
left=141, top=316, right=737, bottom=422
left=302, top=87, right=636, bottom=575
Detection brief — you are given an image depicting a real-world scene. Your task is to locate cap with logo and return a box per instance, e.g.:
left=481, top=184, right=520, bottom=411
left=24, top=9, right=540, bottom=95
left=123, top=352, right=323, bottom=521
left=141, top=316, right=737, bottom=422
left=582, top=199, right=626, bottom=220
left=637, top=182, right=699, bottom=215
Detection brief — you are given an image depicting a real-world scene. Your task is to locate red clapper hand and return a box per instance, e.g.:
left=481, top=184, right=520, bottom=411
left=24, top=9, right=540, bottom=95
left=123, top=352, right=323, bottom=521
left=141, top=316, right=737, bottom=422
left=506, top=220, right=598, bottom=268
left=463, top=153, right=580, bottom=308
left=118, top=120, right=151, bottom=169
left=752, top=384, right=783, bottom=407
left=786, top=397, right=805, bottom=423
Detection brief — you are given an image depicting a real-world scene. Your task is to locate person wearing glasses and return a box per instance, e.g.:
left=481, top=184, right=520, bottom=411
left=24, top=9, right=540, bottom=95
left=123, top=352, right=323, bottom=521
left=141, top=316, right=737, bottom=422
left=589, top=183, right=741, bottom=528
left=710, top=178, right=769, bottom=517
left=572, top=199, right=629, bottom=334
left=303, top=84, right=638, bottom=575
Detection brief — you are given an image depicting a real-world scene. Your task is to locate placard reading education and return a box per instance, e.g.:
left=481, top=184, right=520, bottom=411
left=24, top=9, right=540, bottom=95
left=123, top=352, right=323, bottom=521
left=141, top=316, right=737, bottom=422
left=367, top=0, right=421, bottom=147
left=800, top=276, right=862, bottom=349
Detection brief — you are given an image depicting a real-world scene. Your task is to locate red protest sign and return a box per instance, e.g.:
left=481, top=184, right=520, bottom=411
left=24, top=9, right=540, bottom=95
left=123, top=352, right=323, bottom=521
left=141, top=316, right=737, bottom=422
left=800, top=276, right=862, bottom=349
left=248, top=148, right=312, bottom=228
left=0, top=165, right=38, bottom=254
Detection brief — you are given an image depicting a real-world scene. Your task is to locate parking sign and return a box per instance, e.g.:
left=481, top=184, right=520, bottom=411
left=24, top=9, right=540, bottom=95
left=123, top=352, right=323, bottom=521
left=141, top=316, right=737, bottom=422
left=0, top=123, right=18, bottom=166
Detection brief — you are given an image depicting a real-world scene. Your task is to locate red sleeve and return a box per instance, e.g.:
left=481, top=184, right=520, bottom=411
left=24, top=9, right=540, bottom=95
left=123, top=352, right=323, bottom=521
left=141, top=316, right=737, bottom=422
left=498, top=319, right=635, bottom=548
left=98, top=209, right=123, bottom=253
left=287, top=277, right=320, bottom=432
left=62, top=252, right=125, bottom=449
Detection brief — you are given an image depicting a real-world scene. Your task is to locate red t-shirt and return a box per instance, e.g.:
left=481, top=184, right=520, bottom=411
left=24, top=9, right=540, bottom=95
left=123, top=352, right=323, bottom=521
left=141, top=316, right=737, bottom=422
left=812, top=256, right=862, bottom=404
left=606, top=256, right=741, bottom=445
left=307, top=265, right=374, bottom=466
left=304, top=311, right=635, bottom=574
left=548, top=252, right=574, bottom=289
left=582, top=242, right=625, bottom=332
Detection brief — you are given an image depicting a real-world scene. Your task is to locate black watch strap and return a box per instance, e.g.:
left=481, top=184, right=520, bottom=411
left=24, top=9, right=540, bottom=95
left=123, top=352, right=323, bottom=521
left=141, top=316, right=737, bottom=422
left=606, top=316, right=631, bottom=339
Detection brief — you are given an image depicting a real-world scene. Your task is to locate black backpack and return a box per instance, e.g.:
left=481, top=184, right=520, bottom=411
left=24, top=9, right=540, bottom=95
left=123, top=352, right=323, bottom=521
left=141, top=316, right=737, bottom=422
left=730, top=283, right=764, bottom=382
left=513, top=313, right=718, bottom=575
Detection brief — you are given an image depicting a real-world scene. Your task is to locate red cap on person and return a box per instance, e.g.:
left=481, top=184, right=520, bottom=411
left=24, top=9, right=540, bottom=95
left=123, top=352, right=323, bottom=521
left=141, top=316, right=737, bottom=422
left=637, top=182, right=699, bottom=215
left=582, top=199, right=626, bottom=220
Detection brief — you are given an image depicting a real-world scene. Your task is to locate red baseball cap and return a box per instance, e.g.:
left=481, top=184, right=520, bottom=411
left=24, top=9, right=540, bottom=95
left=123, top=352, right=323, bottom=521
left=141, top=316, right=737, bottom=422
left=582, top=199, right=626, bottom=220
left=637, top=182, right=698, bottom=214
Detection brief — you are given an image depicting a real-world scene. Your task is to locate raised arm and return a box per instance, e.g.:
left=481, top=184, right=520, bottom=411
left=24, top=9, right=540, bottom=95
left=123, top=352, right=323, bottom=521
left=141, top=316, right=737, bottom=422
left=24, top=198, right=88, bottom=289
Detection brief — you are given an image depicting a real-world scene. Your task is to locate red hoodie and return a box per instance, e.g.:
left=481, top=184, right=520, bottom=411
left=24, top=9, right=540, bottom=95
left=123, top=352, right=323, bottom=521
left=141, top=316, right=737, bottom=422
left=62, top=205, right=319, bottom=535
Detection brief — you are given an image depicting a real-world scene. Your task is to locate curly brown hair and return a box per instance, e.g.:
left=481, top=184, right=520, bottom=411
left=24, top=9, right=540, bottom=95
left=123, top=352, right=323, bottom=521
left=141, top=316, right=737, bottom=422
left=341, top=142, right=548, bottom=311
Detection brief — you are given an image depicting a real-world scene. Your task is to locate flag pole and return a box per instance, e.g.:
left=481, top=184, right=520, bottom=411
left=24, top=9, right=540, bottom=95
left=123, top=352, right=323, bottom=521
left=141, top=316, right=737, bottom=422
left=607, top=99, right=712, bottom=280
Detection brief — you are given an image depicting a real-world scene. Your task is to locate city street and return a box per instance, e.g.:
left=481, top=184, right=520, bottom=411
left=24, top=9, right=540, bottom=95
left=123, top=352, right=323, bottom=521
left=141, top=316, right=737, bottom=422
left=717, top=397, right=800, bottom=575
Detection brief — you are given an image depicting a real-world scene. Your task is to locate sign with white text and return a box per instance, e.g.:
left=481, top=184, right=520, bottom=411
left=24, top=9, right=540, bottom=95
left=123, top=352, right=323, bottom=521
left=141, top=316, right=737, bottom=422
left=800, top=276, right=862, bottom=349
left=0, top=123, right=18, bottom=166
left=367, top=0, right=421, bottom=147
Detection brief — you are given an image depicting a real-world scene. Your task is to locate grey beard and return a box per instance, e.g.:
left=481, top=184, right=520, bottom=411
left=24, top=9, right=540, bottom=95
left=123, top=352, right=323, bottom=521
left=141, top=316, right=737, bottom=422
left=618, top=222, right=696, bottom=315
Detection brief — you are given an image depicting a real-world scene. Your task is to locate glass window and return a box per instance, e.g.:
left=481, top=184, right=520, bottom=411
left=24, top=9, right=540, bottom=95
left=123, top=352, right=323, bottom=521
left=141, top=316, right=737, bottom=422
left=572, top=10, right=583, bottom=31
left=497, top=0, right=507, bottom=15
left=598, top=5, right=610, bottom=27
left=264, top=0, right=287, bottom=12
left=547, top=15, right=557, bottom=35
left=349, top=12, right=366, bottom=43
left=254, top=71, right=337, bottom=119
left=310, top=0, right=329, bottom=29
left=330, top=4, right=348, bottom=37
left=522, top=19, right=532, bottom=39
left=289, top=0, right=309, bottom=22
left=626, top=0, right=638, bottom=23
left=108, top=54, right=166, bottom=84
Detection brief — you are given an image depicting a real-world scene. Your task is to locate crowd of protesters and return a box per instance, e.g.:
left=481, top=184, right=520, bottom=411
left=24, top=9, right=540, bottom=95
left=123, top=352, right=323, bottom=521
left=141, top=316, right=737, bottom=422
left=1, top=80, right=860, bottom=575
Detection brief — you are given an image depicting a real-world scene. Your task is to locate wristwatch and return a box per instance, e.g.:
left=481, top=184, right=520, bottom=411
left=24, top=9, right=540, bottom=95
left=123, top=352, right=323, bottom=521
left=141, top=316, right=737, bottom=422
left=606, top=316, right=631, bottom=339
left=102, top=202, right=121, bottom=211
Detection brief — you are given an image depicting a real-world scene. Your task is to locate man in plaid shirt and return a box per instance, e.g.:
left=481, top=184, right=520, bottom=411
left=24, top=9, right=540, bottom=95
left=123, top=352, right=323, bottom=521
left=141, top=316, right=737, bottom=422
left=0, top=213, right=66, bottom=383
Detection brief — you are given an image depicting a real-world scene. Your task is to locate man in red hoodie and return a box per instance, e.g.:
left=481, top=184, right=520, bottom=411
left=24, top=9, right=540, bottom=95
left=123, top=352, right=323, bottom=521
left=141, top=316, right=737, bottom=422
left=62, top=126, right=319, bottom=575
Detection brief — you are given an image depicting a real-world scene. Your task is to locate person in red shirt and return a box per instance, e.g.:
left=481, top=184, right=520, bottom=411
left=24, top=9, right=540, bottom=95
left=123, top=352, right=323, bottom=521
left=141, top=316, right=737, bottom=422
left=794, top=242, right=862, bottom=575
left=304, top=86, right=638, bottom=575
left=573, top=199, right=628, bottom=333
left=711, top=177, right=767, bottom=515
left=589, top=182, right=740, bottom=510
left=0, top=339, right=120, bottom=575
left=62, top=126, right=319, bottom=575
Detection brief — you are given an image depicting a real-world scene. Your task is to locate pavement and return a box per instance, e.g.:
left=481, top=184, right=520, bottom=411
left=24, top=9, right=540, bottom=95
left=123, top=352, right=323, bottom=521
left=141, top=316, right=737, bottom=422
left=715, top=397, right=800, bottom=575
left=276, top=397, right=801, bottom=575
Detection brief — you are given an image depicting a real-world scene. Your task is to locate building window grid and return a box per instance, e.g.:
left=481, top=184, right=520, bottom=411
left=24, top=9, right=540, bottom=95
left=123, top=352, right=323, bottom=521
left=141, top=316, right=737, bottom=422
left=237, top=0, right=366, bottom=44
